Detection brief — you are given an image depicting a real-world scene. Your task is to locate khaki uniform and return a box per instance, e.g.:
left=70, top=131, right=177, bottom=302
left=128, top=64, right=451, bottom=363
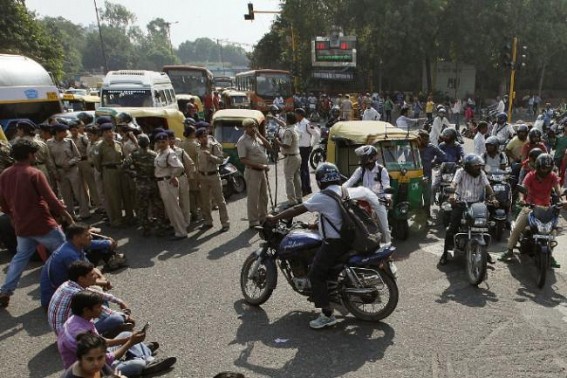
left=87, top=140, right=106, bottom=211
left=172, top=146, right=195, bottom=225
left=94, top=140, right=132, bottom=226
left=280, top=126, right=302, bottom=204
left=197, top=141, right=229, bottom=227
left=155, top=147, right=187, bottom=237
left=236, top=134, right=268, bottom=226
left=180, top=137, right=201, bottom=219
left=121, top=139, right=138, bottom=220
left=47, top=138, right=90, bottom=218
left=72, top=134, right=100, bottom=208
left=21, top=136, right=56, bottom=186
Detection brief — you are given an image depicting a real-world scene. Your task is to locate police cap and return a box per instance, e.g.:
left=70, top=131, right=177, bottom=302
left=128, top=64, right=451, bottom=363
left=99, top=123, right=114, bottom=132
left=52, top=123, right=69, bottom=132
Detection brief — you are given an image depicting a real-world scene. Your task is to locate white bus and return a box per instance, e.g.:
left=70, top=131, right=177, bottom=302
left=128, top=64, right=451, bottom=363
left=100, top=70, right=178, bottom=110
left=0, top=54, right=63, bottom=139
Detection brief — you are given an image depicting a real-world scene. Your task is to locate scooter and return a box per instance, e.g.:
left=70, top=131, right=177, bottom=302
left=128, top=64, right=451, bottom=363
left=220, top=157, right=246, bottom=199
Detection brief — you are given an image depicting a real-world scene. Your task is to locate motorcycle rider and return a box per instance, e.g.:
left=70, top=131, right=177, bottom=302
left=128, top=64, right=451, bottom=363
left=432, top=128, right=464, bottom=204
left=521, top=128, right=547, bottom=161
left=343, top=145, right=392, bottom=244
left=440, top=154, right=497, bottom=266
left=326, top=106, right=341, bottom=128
left=500, top=153, right=566, bottom=267
left=505, top=124, right=529, bottom=180
left=519, top=147, right=544, bottom=184
left=430, top=107, right=451, bottom=146
left=483, top=136, right=508, bottom=173
left=417, top=130, right=446, bottom=220
left=266, top=163, right=385, bottom=329
left=491, top=112, right=515, bottom=146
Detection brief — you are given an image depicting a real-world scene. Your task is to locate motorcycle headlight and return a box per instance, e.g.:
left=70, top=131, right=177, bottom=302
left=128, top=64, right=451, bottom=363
left=474, top=218, right=487, bottom=226
left=397, top=202, right=409, bottom=214
left=535, top=219, right=553, bottom=234
left=441, top=202, right=452, bottom=212
left=442, top=174, right=453, bottom=181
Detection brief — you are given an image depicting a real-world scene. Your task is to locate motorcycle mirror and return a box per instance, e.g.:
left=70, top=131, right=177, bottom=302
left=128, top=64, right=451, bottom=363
left=516, top=185, right=527, bottom=194
left=384, top=187, right=395, bottom=194
left=445, top=187, right=456, bottom=194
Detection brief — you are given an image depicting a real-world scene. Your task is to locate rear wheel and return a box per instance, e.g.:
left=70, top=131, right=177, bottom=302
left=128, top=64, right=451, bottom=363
left=536, top=249, right=549, bottom=289
left=493, top=222, right=504, bottom=242
left=240, top=253, right=277, bottom=305
left=309, top=148, right=326, bottom=170
left=341, top=268, right=399, bottom=321
left=230, top=174, right=246, bottom=194
left=466, top=241, right=487, bottom=286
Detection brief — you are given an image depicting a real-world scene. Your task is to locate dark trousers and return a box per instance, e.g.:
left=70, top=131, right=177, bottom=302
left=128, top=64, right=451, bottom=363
left=299, top=146, right=312, bottom=194
left=385, top=110, right=392, bottom=123
left=308, top=239, right=346, bottom=309
left=444, top=204, right=466, bottom=252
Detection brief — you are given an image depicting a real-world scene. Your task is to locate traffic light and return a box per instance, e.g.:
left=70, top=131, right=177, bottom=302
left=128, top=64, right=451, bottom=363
left=500, top=42, right=513, bottom=69
left=244, top=3, right=254, bottom=20
left=516, top=45, right=527, bottom=70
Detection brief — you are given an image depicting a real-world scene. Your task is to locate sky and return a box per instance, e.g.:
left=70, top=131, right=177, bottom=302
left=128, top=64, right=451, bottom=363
left=25, top=0, right=281, bottom=50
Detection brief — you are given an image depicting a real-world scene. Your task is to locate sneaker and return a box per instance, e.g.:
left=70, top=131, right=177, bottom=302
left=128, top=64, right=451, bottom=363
left=0, top=293, right=10, bottom=308
left=309, top=313, right=337, bottom=329
left=142, top=356, right=177, bottom=375
left=200, top=224, right=213, bottom=231
left=145, top=341, right=160, bottom=355
left=551, top=256, right=561, bottom=269
left=221, top=225, right=230, bottom=232
left=498, top=250, right=515, bottom=263
left=105, top=254, right=128, bottom=271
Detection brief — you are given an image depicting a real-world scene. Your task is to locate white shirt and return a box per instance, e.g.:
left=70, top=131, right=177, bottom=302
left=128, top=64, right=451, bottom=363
left=496, top=100, right=505, bottom=114
left=483, top=152, right=508, bottom=172
left=343, top=163, right=390, bottom=196
left=303, top=185, right=382, bottom=239
left=362, top=107, right=381, bottom=121
left=430, top=116, right=450, bottom=146
left=396, top=115, right=418, bottom=130
left=473, top=132, right=486, bottom=156
left=491, top=122, right=514, bottom=144
left=273, top=96, right=284, bottom=109
left=453, top=168, right=490, bottom=203
left=295, top=118, right=313, bottom=147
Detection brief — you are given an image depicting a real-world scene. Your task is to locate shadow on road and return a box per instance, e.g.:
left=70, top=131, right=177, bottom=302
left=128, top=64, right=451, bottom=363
left=206, top=229, right=258, bottom=261
left=28, top=342, right=60, bottom=378
left=0, top=306, right=52, bottom=341
left=229, top=299, right=395, bottom=378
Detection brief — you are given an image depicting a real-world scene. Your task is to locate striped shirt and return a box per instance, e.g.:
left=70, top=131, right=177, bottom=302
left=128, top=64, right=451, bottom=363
left=453, top=168, right=489, bottom=202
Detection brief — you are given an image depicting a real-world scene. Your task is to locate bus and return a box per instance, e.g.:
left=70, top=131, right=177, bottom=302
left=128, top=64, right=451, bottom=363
left=213, top=76, right=234, bottom=90
left=235, top=69, right=293, bottom=112
left=0, top=54, right=63, bottom=139
left=162, top=65, right=213, bottom=117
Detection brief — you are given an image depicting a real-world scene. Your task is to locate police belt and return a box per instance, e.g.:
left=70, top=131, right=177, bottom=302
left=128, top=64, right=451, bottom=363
left=199, top=170, right=217, bottom=176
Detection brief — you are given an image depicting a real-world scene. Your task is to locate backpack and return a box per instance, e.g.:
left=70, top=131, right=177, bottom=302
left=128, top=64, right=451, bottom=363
left=321, top=187, right=382, bottom=254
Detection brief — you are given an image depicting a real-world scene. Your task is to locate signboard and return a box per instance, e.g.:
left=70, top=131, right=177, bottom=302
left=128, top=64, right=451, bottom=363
left=312, top=70, right=354, bottom=81
left=311, top=36, right=357, bottom=68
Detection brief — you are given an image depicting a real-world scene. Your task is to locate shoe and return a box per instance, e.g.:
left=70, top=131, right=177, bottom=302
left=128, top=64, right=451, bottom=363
left=438, top=252, right=449, bottom=266
left=142, top=356, right=177, bottom=375
left=487, top=253, right=495, bottom=265
left=551, top=256, right=561, bottom=269
left=169, top=235, right=187, bottom=241
left=145, top=341, right=160, bottom=355
left=105, top=254, right=128, bottom=271
left=0, top=293, right=10, bottom=308
left=309, top=313, right=337, bottom=329
left=221, top=225, right=230, bottom=232
left=200, top=224, right=213, bottom=230
left=498, top=250, right=515, bottom=263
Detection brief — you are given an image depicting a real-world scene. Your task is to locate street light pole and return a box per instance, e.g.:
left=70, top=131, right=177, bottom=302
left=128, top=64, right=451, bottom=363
left=93, top=0, right=108, bottom=74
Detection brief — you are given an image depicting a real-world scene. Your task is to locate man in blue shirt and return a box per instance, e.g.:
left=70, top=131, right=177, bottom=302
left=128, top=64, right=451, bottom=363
left=40, top=223, right=116, bottom=308
left=417, top=130, right=446, bottom=219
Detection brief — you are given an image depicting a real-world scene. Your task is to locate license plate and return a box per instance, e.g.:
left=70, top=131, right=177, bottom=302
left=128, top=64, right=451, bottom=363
left=493, top=185, right=506, bottom=191
left=534, top=235, right=554, bottom=240
left=471, top=227, right=488, bottom=232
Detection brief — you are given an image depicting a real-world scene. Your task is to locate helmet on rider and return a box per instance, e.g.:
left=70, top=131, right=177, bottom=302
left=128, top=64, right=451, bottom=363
left=496, top=112, right=508, bottom=124
left=269, top=104, right=280, bottom=116
left=330, top=106, right=340, bottom=118
left=354, top=145, right=379, bottom=168
left=441, top=127, right=457, bottom=143
left=315, top=163, right=342, bottom=189
left=463, top=153, right=485, bottom=178
left=437, top=107, right=447, bottom=116
left=485, top=136, right=500, bottom=153
left=528, top=147, right=544, bottom=162
left=535, top=153, right=554, bottom=177
left=528, top=128, right=542, bottom=144
left=516, top=124, right=529, bottom=140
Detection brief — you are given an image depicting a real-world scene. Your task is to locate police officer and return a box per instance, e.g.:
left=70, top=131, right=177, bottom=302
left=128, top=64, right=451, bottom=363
left=236, top=118, right=271, bottom=228
left=196, top=128, right=229, bottom=231
left=14, top=121, right=56, bottom=185
left=93, top=123, right=132, bottom=227
left=166, top=129, right=194, bottom=226
left=47, top=123, right=91, bottom=220
left=85, top=125, right=106, bottom=214
left=123, top=134, right=168, bottom=236
left=69, top=121, right=100, bottom=210
left=154, top=132, right=188, bottom=240
left=117, top=121, right=139, bottom=223
left=180, top=122, right=201, bottom=221
left=275, top=112, right=302, bottom=207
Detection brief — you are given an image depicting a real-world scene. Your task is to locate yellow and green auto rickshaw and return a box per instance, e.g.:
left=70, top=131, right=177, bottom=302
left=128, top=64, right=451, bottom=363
left=327, top=120, right=424, bottom=240
left=212, top=109, right=266, bottom=172
left=95, top=107, right=185, bottom=139
left=175, top=94, right=204, bottom=120
left=61, top=93, right=101, bottom=111
left=221, top=90, right=250, bottom=109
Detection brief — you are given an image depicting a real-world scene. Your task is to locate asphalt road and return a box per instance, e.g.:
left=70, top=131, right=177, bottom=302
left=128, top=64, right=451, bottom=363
left=2, top=135, right=567, bottom=378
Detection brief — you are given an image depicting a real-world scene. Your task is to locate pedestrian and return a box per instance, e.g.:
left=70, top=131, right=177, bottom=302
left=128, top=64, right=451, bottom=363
left=451, top=98, right=462, bottom=127
left=0, top=139, right=74, bottom=307
left=275, top=112, right=302, bottom=208
left=236, top=117, right=272, bottom=227
left=295, top=108, right=314, bottom=195
left=417, top=130, right=446, bottom=219
left=396, top=107, right=424, bottom=130
left=473, top=121, right=488, bottom=156
left=425, top=96, right=435, bottom=121
left=383, top=95, right=394, bottom=123
left=154, top=132, right=188, bottom=240
left=430, top=107, right=450, bottom=146
left=94, top=123, right=134, bottom=227
left=123, top=134, right=168, bottom=237
left=167, top=129, right=195, bottom=226
left=340, top=94, right=353, bottom=120
left=196, top=128, right=230, bottom=231
left=362, top=100, right=381, bottom=120
left=47, top=123, right=91, bottom=220
left=412, top=96, right=423, bottom=118
left=69, top=121, right=100, bottom=211
left=180, top=122, right=202, bottom=222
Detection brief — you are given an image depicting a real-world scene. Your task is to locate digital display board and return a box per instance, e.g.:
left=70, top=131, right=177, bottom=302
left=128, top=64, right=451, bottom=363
left=311, top=36, right=357, bottom=68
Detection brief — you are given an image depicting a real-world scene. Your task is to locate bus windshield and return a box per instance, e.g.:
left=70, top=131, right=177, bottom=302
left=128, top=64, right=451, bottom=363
left=101, top=89, right=152, bottom=107
left=167, top=70, right=207, bottom=97
left=256, top=74, right=292, bottom=98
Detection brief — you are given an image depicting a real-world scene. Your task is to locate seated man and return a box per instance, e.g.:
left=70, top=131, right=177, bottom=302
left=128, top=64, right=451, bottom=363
left=40, top=223, right=124, bottom=308
left=48, top=260, right=132, bottom=336
left=58, top=290, right=177, bottom=377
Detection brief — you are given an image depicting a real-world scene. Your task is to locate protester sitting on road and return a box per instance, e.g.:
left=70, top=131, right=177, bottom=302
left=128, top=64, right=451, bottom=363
left=60, top=333, right=122, bottom=378
left=48, top=260, right=133, bottom=337
left=58, top=290, right=176, bottom=376
left=40, top=223, right=122, bottom=308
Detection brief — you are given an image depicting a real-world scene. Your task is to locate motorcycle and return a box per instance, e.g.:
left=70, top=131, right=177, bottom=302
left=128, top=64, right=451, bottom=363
left=486, top=167, right=512, bottom=242
left=309, top=126, right=328, bottom=170
left=445, top=188, right=491, bottom=286
left=435, top=162, right=458, bottom=226
left=240, top=220, right=399, bottom=322
left=266, top=118, right=281, bottom=163
left=517, top=187, right=563, bottom=288
left=220, top=157, right=246, bottom=199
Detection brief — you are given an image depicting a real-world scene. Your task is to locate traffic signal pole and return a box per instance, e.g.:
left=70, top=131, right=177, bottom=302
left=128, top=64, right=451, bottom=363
left=507, top=37, right=518, bottom=121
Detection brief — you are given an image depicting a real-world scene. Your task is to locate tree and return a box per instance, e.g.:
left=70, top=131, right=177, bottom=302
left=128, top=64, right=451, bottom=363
left=40, top=17, right=87, bottom=77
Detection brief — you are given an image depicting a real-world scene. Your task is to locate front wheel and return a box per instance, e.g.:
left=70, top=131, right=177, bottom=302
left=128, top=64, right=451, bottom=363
left=309, top=148, right=326, bottom=170
left=536, top=248, right=549, bottom=289
left=230, top=174, right=246, bottom=194
left=493, top=221, right=504, bottom=242
left=466, top=241, right=487, bottom=286
left=341, top=268, right=399, bottom=322
left=240, top=252, right=277, bottom=305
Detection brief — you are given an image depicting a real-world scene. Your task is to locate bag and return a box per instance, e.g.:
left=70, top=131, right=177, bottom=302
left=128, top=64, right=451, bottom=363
left=322, top=187, right=382, bottom=254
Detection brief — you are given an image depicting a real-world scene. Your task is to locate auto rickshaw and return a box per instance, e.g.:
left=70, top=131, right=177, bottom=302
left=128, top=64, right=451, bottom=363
left=212, top=109, right=266, bottom=172
left=95, top=107, right=185, bottom=139
left=61, top=93, right=101, bottom=111
left=327, top=120, right=424, bottom=240
left=175, top=94, right=204, bottom=120
left=221, top=90, right=250, bottom=109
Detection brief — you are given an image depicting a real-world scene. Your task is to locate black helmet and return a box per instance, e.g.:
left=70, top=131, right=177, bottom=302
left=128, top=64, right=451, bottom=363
left=535, top=153, right=554, bottom=170
left=528, top=147, right=544, bottom=161
left=528, top=128, right=542, bottom=143
left=137, top=134, right=150, bottom=148
left=463, top=153, right=484, bottom=177
left=516, top=124, right=529, bottom=133
left=441, top=127, right=457, bottom=142
left=354, top=145, right=378, bottom=166
left=76, top=112, right=94, bottom=125
left=330, top=106, right=340, bottom=117
left=269, top=104, right=279, bottom=114
left=184, top=117, right=196, bottom=126
left=315, top=163, right=342, bottom=189
left=116, top=112, right=133, bottom=125
left=485, top=136, right=500, bottom=147
left=497, top=112, right=508, bottom=123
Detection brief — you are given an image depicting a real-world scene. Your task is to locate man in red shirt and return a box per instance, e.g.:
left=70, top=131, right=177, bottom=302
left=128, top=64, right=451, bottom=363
left=0, top=140, right=74, bottom=307
left=501, top=153, right=566, bottom=265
